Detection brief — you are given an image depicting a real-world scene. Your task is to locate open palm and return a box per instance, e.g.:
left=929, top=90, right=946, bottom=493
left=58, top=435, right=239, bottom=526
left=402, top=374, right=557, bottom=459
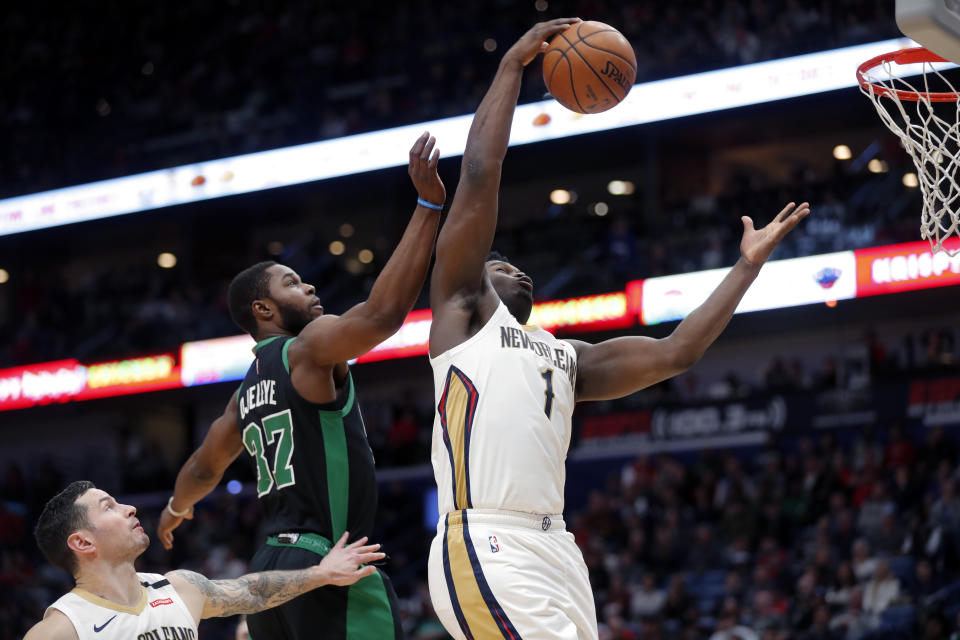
left=740, top=202, right=811, bottom=266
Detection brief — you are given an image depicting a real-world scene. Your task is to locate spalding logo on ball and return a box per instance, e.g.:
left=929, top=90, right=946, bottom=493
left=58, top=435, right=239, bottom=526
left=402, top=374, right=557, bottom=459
left=543, top=21, right=637, bottom=114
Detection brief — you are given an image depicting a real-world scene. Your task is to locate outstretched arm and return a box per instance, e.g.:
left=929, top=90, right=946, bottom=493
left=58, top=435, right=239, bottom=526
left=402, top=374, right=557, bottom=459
left=429, top=19, right=578, bottom=356
left=572, top=202, right=811, bottom=401
left=157, top=393, right=243, bottom=550
left=168, top=533, right=384, bottom=622
left=288, top=133, right=445, bottom=368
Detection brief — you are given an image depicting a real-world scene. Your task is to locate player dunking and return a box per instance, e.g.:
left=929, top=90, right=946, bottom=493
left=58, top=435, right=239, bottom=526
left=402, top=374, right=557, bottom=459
left=25, top=481, right=384, bottom=640
left=426, top=20, right=811, bottom=640
left=157, top=132, right=446, bottom=640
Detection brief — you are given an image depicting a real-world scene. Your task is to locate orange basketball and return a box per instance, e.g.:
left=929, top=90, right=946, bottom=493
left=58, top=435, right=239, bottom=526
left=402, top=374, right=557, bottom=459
left=542, top=21, right=637, bottom=114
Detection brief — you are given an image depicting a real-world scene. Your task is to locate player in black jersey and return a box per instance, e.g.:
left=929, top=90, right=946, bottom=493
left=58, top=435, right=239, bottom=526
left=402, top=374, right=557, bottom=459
left=157, top=132, right=446, bottom=640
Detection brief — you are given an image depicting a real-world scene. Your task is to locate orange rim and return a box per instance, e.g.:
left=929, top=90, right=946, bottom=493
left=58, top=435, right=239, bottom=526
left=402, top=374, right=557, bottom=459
left=857, top=46, right=958, bottom=102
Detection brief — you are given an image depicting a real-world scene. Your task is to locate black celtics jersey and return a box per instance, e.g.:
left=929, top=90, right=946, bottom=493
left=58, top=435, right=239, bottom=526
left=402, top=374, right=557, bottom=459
left=236, top=336, right=377, bottom=540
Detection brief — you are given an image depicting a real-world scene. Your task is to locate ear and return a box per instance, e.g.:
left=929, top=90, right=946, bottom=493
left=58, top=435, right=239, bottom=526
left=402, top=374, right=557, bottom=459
left=252, top=299, right=274, bottom=322
left=67, top=530, right=96, bottom=561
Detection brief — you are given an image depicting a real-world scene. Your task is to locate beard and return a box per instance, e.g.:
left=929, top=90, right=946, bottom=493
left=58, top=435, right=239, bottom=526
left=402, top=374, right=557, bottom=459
left=275, top=299, right=314, bottom=335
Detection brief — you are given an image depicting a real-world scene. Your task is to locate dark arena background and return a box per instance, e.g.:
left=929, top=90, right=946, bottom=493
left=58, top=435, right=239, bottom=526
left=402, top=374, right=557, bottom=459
left=3, top=2, right=960, bottom=639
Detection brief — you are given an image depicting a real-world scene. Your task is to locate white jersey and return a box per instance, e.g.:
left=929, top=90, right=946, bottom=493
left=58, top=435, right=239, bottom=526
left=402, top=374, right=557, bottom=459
left=430, top=301, right=577, bottom=516
left=47, top=572, right=197, bottom=640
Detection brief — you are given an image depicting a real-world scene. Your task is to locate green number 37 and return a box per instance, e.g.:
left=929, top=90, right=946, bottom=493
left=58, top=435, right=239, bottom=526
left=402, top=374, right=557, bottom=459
left=242, top=409, right=296, bottom=497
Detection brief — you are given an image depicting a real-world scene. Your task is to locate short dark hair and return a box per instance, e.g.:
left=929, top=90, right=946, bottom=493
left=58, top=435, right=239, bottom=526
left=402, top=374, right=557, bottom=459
left=34, top=480, right=95, bottom=576
left=486, top=250, right=511, bottom=264
left=228, top=261, right=277, bottom=335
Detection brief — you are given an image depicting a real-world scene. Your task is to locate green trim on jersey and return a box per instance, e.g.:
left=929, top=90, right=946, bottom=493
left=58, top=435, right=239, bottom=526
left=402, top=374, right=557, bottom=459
left=282, top=338, right=293, bottom=374
left=266, top=532, right=333, bottom=556
left=346, top=571, right=395, bottom=638
left=319, top=410, right=349, bottom=540
left=316, top=373, right=356, bottom=418
left=252, top=336, right=284, bottom=353
left=318, top=374, right=355, bottom=540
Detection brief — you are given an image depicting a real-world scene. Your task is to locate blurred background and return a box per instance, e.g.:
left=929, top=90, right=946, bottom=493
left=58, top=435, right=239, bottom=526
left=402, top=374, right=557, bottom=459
left=3, top=1, right=960, bottom=639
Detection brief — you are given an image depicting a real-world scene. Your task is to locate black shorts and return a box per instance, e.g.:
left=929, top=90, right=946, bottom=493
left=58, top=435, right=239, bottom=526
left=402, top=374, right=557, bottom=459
left=246, top=540, right=403, bottom=640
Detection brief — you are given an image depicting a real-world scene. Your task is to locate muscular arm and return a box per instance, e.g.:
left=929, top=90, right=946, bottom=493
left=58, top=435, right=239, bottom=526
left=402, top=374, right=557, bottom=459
left=429, top=58, right=523, bottom=306
left=167, top=533, right=384, bottom=621
left=169, top=569, right=322, bottom=619
left=288, top=134, right=444, bottom=368
left=429, top=19, right=578, bottom=356
left=572, top=258, right=763, bottom=400
left=158, top=394, right=243, bottom=549
left=573, top=202, right=811, bottom=401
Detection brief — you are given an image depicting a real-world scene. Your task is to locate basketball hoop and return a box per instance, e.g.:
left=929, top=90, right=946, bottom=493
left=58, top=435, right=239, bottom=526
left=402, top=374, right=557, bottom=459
left=858, top=46, right=960, bottom=256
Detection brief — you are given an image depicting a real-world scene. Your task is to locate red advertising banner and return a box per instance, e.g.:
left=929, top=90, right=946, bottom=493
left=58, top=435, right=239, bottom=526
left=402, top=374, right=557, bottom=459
left=0, top=354, right=181, bottom=411
left=855, top=239, right=960, bottom=297
left=355, top=308, right=433, bottom=364
left=353, top=293, right=631, bottom=364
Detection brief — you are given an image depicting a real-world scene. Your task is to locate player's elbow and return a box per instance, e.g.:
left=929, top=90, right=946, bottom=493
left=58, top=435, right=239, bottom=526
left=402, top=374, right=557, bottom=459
left=665, top=337, right=703, bottom=374
left=375, top=306, right=409, bottom=333
left=359, top=308, right=408, bottom=345
left=461, top=153, right=502, bottom=182
left=187, top=457, right=222, bottom=483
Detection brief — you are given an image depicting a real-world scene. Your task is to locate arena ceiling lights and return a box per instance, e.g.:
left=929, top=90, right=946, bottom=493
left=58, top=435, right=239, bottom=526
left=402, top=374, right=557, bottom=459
left=0, top=37, right=929, bottom=237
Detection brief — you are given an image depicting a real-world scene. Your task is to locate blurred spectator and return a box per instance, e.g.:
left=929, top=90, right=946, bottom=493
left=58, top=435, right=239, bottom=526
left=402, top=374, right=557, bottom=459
left=801, top=605, right=840, bottom=640
left=851, top=538, right=879, bottom=582
left=630, top=572, right=666, bottom=619
left=824, top=562, right=856, bottom=609
left=862, top=560, right=900, bottom=616
left=829, top=587, right=878, bottom=640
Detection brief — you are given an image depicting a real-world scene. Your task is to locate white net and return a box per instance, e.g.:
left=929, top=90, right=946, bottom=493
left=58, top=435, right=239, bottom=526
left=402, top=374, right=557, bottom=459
left=859, top=51, right=960, bottom=256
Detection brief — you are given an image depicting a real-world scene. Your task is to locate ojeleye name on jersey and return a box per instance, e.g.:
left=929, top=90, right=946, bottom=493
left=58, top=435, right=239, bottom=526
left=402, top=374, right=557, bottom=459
left=239, top=379, right=277, bottom=420
left=499, top=326, right=576, bottom=387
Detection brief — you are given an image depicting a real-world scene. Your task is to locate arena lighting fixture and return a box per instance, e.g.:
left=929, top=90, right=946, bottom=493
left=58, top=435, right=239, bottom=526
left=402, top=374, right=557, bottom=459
left=867, top=158, right=888, bottom=173
left=339, top=223, right=355, bottom=238
left=358, top=249, right=374, bottom=264
left=483, top=38, right=497, bottom=52
left=329, top=240, right=345, bottom=255
left=345, top=258, right=363, bottom=274
left=0, top=38, right=938, bottom=238
left=833, top=144, right=853, bottom=160
left=550, top=189, right=572, bottom=205
left=903, top=172, right=920, bottom=188
left=593, top=202, right=609, bottom=216
left=0, top=269, right=8, bottom=284
left=607, top=180, right=635, bottom=195
left=157, top=252, right=177, bottom=268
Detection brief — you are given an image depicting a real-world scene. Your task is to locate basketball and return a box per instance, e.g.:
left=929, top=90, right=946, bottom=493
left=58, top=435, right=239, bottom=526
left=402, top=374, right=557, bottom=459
left=543, top=21, right=637, bottom=114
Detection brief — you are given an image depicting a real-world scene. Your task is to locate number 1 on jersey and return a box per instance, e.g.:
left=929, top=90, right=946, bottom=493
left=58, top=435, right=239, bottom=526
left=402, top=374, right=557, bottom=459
left=541, top=368, right=555, bottom=418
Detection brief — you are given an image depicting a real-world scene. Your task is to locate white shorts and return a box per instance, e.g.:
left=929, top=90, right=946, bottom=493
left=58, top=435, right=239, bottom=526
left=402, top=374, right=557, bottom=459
left=427, top=509, right=599, bottom=640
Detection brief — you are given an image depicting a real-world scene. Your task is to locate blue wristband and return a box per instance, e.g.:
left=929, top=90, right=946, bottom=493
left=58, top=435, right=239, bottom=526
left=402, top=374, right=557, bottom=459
left=417, top=197, right=444, bottom=210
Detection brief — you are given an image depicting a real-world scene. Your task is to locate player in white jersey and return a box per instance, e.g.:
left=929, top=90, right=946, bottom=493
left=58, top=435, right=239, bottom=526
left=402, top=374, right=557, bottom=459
left=426, top=20, right=811, bottom=640
left=25, top=481, right=384, bottom=640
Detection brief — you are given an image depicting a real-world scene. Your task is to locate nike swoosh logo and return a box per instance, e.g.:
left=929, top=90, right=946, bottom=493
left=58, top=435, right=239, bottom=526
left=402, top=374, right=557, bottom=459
left=93, top=615, right=117, bottom=632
